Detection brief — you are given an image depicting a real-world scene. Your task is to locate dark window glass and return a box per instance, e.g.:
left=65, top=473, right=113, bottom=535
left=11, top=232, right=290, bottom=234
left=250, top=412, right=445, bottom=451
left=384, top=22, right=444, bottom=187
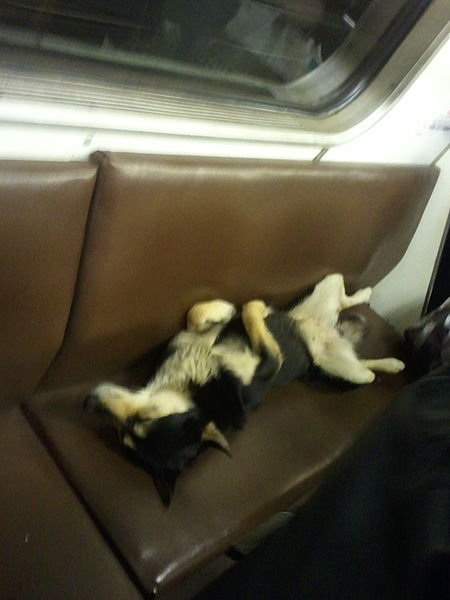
left=0, top=0, right=434, bottom=111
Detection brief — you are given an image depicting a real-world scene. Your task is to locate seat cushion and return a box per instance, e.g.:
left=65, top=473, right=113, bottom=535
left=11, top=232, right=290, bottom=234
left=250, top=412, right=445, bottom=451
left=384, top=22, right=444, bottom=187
left=0, top=405, right=143, bottom=600
left=27, top=307, right=410, bottom=598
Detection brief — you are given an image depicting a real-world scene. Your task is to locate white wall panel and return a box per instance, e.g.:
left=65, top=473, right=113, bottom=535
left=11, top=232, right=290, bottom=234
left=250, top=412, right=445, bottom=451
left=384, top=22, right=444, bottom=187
left=370, top=148, right=450, bottom=332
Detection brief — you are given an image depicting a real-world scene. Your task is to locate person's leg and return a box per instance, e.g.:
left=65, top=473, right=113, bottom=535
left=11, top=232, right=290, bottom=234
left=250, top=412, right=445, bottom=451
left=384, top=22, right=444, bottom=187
left=194, top=368, right=450, bottom=600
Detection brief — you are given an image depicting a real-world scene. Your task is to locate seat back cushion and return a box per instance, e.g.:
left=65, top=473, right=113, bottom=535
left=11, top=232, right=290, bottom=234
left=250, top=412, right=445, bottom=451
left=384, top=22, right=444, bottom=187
left=0, top=161, right=96, bottom=404
left=41, top=153, right=438, bottom=388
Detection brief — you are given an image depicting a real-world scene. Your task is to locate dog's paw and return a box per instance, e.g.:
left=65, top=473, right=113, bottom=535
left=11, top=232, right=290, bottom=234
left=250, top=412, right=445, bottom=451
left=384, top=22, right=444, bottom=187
left=187, top=300, right=236, bottom=332
left=354, top=287, right=372, bottom=305
left=381, top=358, right=406, bottom=373
left=351, top=370, right=376, bottom=384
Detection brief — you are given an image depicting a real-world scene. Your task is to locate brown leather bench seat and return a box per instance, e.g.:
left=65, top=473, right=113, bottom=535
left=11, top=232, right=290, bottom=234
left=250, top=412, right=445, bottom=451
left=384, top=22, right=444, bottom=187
left=27, top=309, right=409, bottom=599
left=0, top=405, right=143, bottom=600
left=0, top=160, right=141, bottom=600
left=0, top=153, right=439, bottom=599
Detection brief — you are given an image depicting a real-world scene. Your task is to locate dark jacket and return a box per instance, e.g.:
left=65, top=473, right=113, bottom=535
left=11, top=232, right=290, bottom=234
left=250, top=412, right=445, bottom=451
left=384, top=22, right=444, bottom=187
left=195, top=368, right=450, bottom=600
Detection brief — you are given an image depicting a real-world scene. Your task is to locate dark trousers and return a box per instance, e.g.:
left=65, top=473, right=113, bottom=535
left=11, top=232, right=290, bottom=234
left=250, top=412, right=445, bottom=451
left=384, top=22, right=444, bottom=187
left=195, top=368, right=450, bottom=600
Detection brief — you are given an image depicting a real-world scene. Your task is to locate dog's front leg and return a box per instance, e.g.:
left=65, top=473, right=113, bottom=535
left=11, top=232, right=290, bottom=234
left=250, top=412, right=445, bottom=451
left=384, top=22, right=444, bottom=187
left=186, top=299, right=236, bottom=333
left=312, top=334, right=377, bottom=384
left=242, top=300, right=283, bottom=368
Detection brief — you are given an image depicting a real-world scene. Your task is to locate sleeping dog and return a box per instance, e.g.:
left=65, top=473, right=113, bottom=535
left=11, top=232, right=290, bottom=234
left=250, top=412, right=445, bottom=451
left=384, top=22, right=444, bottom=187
left=84, top=274, right=405, bottom=505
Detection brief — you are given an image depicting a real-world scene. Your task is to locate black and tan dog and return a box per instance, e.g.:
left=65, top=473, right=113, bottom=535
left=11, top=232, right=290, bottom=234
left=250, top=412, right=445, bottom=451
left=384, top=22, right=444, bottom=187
left=84, top=274, right=405, bottom=505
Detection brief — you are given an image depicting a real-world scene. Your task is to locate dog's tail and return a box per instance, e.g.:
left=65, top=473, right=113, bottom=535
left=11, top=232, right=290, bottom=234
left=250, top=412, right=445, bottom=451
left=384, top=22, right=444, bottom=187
left=242, top=300, right=284, bottom=370
left=337, top=312, right=369, bottom=346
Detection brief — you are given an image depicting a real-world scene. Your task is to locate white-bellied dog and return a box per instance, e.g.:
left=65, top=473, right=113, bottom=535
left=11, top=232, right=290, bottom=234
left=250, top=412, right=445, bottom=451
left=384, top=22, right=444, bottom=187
left=84, top=274, right=405, bottom=504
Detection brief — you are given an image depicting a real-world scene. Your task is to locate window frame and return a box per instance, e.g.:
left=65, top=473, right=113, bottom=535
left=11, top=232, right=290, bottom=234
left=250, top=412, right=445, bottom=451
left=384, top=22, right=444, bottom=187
left=0, top=0, right=448, bottom=144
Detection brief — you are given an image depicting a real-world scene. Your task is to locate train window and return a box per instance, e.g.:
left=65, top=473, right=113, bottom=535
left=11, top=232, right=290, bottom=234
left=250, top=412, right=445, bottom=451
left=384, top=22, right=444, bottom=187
left=0, top=0, right=440, bottom=116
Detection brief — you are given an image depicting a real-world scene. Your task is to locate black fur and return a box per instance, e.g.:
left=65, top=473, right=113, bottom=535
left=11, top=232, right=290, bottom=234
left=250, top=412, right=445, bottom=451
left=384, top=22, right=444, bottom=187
left=124, top=410, right=206, bottom=506
left=86, top=303, right=368, bottom=506
left=121, top=310, right=316, bottom=504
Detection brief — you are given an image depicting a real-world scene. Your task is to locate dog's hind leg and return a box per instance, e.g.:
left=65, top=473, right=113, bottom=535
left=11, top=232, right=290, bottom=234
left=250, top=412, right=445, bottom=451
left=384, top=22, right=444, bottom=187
left=289, top=274, right=369, bottom=325
left=360, top=358, right=405, bottom=373
left=186, top=300, right=236, bottom=333
left=242, top=300, right=283, bottom=369
left=289, top=274, right=346, bottom=323
left=289, top=275, right=372, bottom=325
left=341, top=286, right=372, bottom=309
left=322, top=273, right=372, bottom=310
left=312, top=335, right=376, bottom=384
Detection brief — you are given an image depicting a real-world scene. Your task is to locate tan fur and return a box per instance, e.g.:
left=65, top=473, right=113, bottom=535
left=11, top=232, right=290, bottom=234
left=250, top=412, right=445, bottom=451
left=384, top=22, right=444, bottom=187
left=122, top=432, right=136, bottom=449
left=187, top=300, right=236, bottom=333
left=202, top=422, right=231, bottom=456
left=242, top=300, right=284, bottom=369
left=187, top=299, right=264, bottom=384
left=89, top=383, right=194, bottom=426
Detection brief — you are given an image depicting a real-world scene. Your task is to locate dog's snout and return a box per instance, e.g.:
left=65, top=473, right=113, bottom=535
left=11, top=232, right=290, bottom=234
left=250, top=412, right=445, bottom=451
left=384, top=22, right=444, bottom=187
left=83, top=393, right=101, bottom=413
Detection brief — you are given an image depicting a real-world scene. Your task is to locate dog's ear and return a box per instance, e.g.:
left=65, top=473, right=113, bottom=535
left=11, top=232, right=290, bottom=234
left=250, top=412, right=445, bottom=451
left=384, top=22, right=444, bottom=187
left=130, top=418, right=153, bottom=438
left=152, top=469, right=177, bottom=507
left=202, top=422, right=231, bottom=457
